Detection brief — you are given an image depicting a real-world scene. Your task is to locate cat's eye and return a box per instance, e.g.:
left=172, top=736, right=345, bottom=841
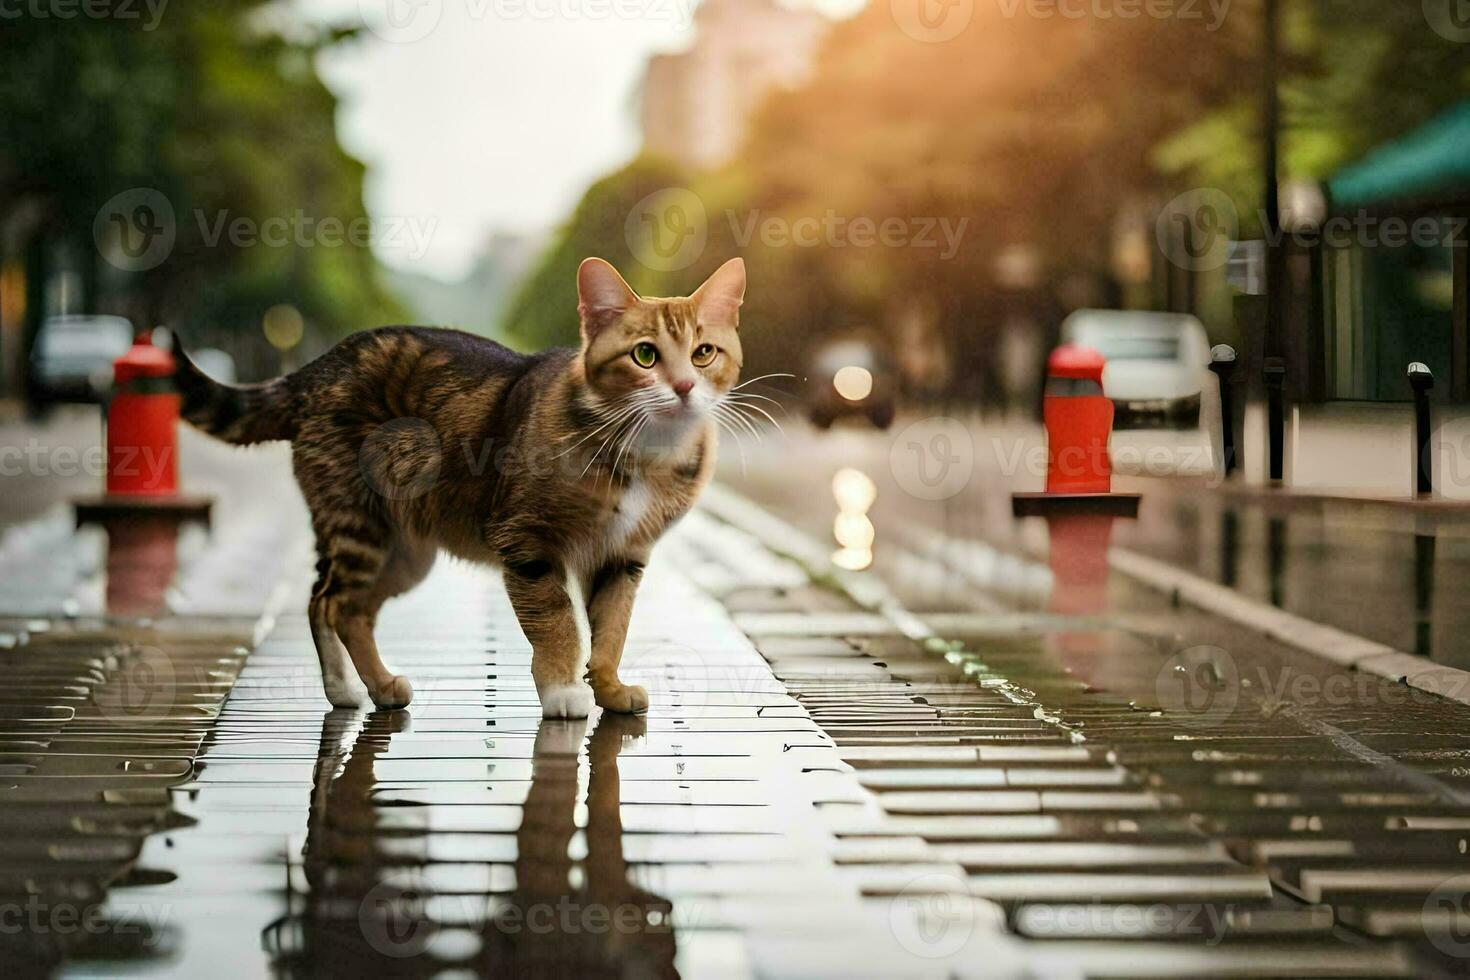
left=691, top=343, right=717, bottom=367
left=631, top=342, right=658, bottom=368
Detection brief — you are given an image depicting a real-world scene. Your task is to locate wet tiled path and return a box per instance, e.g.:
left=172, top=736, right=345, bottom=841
left=13, top=495, right=1470, bottom=976
left=680, top=507, right=1470, bottom=977
left=126, top=549, right=934, bottom=978
left=0, top=617, right=259, bottom=974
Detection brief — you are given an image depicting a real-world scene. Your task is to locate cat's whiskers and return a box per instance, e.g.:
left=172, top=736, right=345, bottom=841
left=554, top=390, right=660, bottom=460
left=711, top=413, right=748, bottom=476
left=720, top=395, right=786, bottom=436
left=730, top=372, right=795, bottom=392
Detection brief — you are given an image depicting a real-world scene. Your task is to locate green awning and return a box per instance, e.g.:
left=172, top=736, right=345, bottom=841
left=1328, top=102, right=1470, bottom=210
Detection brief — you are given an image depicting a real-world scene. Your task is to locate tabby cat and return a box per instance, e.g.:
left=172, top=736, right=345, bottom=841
left=175, top=257, right=745, bottom=718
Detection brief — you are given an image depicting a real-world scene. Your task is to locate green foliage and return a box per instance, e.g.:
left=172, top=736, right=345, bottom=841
left=0, top=4, right=404, bottom=362
left=501, top=156, right=694, bottom=351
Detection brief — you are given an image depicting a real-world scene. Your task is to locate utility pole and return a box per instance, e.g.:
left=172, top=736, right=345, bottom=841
left=1262, top=0, right=1286, bottom=482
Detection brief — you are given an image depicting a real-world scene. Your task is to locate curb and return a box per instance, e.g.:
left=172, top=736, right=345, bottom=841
left=1108, top=545, right=1470, bottom=707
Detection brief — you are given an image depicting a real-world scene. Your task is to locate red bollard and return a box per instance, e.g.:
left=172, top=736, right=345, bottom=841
left=1012, top=345, right=1141, bottom=662
left=107, top=333, right=180, bottom=496
left=73, top=331, right=211, bottom=616
left=1013, top=344, right=1140, bottom=518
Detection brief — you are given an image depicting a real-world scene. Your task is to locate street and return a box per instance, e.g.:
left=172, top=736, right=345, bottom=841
left=7, top=408, right=1470, bottom=977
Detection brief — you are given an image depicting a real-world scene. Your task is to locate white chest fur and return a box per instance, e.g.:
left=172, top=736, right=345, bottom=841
left=610, top=479, right=652, bottom=546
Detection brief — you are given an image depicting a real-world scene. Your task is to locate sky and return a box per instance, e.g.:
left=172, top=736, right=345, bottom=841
left=299, top=0, right=857, bottom=281
left=299, top=0, right=699, bottom=279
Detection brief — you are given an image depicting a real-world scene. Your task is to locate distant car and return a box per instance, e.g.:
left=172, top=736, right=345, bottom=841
left=807, top=339, right=896, bottom=430
left=29, top=315, right=136, bottom=404
left=1060, top=310, right=1210, bottom=429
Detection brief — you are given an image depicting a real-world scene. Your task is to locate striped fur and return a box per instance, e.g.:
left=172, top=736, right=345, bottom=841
left=174, top=257, right=746, bottom=716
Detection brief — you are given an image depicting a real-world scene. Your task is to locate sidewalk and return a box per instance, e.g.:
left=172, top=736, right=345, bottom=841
left=106, top=530, right=945, bottom=978
left=1111, top=473, right=1470, bottom=671
left=10, top=467, right=1470, bottom=975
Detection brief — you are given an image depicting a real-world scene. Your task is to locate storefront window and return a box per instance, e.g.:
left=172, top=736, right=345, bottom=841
left=1323, top=222, right=1456, bottom=401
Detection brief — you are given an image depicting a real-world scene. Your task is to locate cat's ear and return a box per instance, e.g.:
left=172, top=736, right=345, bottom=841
left=691, top=257, right=745, bottom=330
left=577, top=257, right=639, bottom=341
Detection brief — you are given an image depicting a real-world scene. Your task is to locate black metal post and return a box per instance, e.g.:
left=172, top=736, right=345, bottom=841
left=1263, top=0, right=1286, bottom=482
left=1409, top=362, right=1434, bottom=496
left=1209, top=344, right=1238, bottom=478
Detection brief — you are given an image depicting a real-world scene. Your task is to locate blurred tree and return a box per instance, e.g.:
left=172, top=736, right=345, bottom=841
left=501, top=156, right=694, bottom=351
left=1157, top=0, right=1470, bottom=228
left=0, top=3, right=402, bottom=387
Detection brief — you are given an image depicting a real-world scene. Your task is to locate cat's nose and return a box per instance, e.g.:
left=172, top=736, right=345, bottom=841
left=672, top=379, right=695, bottom=400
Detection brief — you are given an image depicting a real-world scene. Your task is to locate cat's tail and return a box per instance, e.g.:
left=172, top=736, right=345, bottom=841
left=169, top=333, right=297, bottom=445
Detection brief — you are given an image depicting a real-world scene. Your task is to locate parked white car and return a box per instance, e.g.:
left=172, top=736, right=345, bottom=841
left=1060, top=309, right=1211, bottom=429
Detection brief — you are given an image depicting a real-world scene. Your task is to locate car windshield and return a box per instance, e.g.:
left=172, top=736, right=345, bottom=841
left=1084, top=336, right=1181, bottom=361
left=38, top=323, right=132, bottom=358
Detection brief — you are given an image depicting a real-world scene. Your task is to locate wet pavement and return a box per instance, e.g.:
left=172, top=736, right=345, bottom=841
left=721, top=415, right=1470, bottom=669
left=9, top=410, right=1470, bottom=976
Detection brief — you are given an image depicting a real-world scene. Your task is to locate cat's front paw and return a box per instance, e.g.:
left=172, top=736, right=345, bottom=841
left=540, top=682, right=594, bottom=719
left=594, top=682, right=649, bottom=714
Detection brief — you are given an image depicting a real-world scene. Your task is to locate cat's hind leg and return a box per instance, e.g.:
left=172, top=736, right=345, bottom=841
left=314, top=527, right=424, bottom=710
left=308, top=557, right=369, bottom=709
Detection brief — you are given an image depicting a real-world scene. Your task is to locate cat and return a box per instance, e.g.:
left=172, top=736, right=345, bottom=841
left=174, top=256, right=745, bottom=718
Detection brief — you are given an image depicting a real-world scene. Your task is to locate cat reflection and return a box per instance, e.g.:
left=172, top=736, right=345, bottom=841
left=486, top=714, right=677, bottom=977
left=266, top=709, right=677, bottom=977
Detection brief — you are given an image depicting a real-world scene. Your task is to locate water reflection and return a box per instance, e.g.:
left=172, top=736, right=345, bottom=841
left=487, top=714, right=677, bottom=977
left=266, top=709, right=676, bottom=977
